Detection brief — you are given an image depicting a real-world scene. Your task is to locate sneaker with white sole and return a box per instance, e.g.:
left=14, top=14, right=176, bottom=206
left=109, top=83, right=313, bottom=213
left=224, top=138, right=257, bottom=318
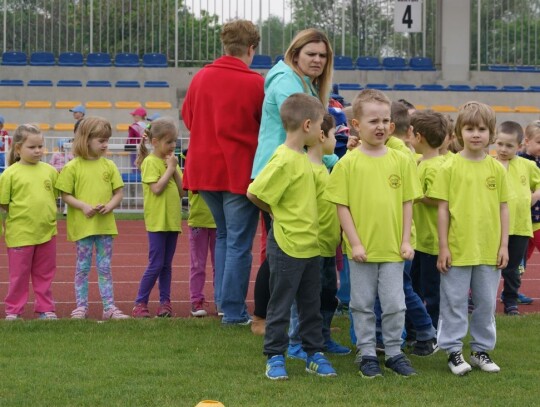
left=411, top=338, right=439, bottom=357
left=70, top=307, right=88, bottom=319
left=287, top=343, right=307, bottom=361
left=470, top=351, right=500, bottom=373
left=191, top=300, right=208, bottom=317
left=103, top=306, right=130, bottom=320
left=38, top=312, right=58, bottom=320
left=5, top=314, right=21, bottom=321
left=306, top=352, right=337, bottom=377
left=448, top=351, right=472, bottom=376
left=266, top=355, right=288, bottom=380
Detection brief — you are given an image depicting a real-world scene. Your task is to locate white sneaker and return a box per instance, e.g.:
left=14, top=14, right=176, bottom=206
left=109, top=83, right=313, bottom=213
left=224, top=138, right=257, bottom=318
left=71, top=306, right=88, bottom=319
left=5, top=314, right=20, bottom=321
left=38, top=312, right=58, bottom=320
left=103, top=306, right=130, bottom=320
left=470, top=351, right=500, bottom=373
left=448, top=351, right=472, bottom=375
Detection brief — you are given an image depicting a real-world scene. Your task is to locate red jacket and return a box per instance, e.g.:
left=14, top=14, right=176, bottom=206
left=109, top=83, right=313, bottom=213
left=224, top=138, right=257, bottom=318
left=182, top=55, right=264, bottom=194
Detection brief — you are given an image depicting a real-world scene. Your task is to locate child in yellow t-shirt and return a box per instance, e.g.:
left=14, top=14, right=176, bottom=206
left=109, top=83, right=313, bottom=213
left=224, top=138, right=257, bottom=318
left=247, top=93, right=337, bottom=380
left=428, top=102, right=509, bottom=376
left=494, top=121, right=540, bottom=315
left=325, top=89, right=422, bottom=378
left=130, top=118, right=183, bottom=318
left=0, top=124, right=58, bottom=320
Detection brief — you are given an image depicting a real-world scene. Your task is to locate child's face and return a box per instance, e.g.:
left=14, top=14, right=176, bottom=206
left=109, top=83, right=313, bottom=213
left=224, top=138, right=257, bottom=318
left=152, top=134, right=178, bottom=158
left=352, top=102, right=391, bottom=149
left=460, top=121, right=490, bottom=153
left=322, top=128, right=336, bottom=155
left=305, top=114, right=324, bottom=147
left=17, top=133, right=44, bottom=165
left=495, top=132, right=520, bottom=161
left=88, top=136, right=110, bottom=158
left=525, top=133, right=540, bottom=157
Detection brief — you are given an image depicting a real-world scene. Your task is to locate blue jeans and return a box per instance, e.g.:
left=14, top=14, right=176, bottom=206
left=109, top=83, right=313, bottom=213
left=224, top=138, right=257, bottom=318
left=199, top=191, right=259, bottom=324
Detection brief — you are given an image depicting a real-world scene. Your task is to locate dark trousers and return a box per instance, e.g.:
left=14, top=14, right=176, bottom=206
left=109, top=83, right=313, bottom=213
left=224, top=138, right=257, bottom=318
left=411, top=250, right=440, bottom=328
left=502, top=235, right=529, bottom=308
left=263, top=229, right=323, bottom=356
left=253, top=211, right=272, bottom=318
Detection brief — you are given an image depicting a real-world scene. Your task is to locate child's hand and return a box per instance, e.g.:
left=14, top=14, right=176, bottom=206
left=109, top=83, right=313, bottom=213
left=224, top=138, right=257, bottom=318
left=346, top=136, right=360, bottom=150
left=400, top=242, right=414, bottom=260
left=95, top=203, right=112, bottom=215
left=82, top=203, right=97, bottom=218
left=497, top=246, right=509, bottom=270
left=166, top=154, right=179, bottom=168
left=351, top=243, right=367, bottom=262
left=437, top=248, right=452, bottom=274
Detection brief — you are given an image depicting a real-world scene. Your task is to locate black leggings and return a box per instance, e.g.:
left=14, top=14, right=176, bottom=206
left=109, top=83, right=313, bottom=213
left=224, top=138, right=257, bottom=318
left=253, top=211, right=272, bottom=318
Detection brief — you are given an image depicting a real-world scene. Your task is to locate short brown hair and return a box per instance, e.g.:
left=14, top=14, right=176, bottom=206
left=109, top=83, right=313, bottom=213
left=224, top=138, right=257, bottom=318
left=410, top=110, right=448, bottom=148
left=454, top=101, right=496, bottom=147
left=391, top=101, right=410, bottom=136
left=524, top=120, right=540, bottom=140
left=280, top=93, right=325, bottom=132
left=73, top=116, right=112, bottom=159
left=321, top=113, right=336, bottom=138
left=498, top=121, right=524, bottom=144
left=220, top=20, right=260, bottom=57
left=352, top=89, right=391, bottom=120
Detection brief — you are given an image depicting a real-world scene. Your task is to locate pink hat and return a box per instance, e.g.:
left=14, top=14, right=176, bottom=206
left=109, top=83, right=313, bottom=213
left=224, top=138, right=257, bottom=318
left=130, top=107, right=147, bottom=117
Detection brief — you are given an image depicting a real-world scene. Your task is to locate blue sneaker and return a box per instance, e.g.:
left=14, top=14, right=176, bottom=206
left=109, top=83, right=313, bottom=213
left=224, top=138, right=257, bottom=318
left=359, top=356, right=383, bottom=379
left=384, top=353, right=417, bottom=377
left=518, top=292, right=534, bottom=305
left=324, top=339, right=351, bottom=355
left=287, top=343, right=307, bottom=361
left=265, top=355, right=288, bottom=380
left=306, top=352, right=337, bottom=377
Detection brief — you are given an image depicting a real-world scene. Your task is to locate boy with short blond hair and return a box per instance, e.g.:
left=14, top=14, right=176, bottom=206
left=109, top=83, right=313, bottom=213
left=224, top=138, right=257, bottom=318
left=325, top=89, right=422, bottom=378
left=247, top=93, right=337, bottom=381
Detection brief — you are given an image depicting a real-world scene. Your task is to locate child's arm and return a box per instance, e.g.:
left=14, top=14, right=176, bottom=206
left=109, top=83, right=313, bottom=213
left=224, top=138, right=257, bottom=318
left=62, top=192, right=98, bottom=218
left=150, top=155, right=179, bottom=196
left=497, top=202, right=509, bottom=269
left=437, top=200, right=452, bottom=274
left=246, top=191, right=272, bottom=215
left=337, top=204, right=367, bottom=262
left=97, top=187, right=123, bottom=215
left=0, top=204, right=8, bottom=212
left=173, top=170, right=183, bottom=197
left=400, top=200, right=414, bottom=260
left=531, top=189, right=540, bottom=205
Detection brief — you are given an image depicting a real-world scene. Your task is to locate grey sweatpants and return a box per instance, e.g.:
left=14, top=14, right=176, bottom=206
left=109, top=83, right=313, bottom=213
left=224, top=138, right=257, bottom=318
left=349, top=261, right=405, bottom=358
left=438, top=265, right=501, bottom=353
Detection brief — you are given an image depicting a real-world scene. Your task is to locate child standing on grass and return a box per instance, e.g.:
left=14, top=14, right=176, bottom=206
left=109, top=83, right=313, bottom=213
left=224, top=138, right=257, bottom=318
left=131, top=118, right=183, bottom=318
left=325, top=89, right=422, bottom=378
left=247, top=93, right=337, bottom=381
left=188, top=191, right=216, bottom=317
left=0, top=124, right=59, bottom=320
left=494, top=121, right=540, bottom=315
left=428, top=102, right=509, bottom=375
left=56, top=116, right=129, bottom=320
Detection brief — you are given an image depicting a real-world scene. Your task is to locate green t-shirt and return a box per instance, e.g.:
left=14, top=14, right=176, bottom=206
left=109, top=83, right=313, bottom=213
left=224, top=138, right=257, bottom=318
left=188, top=191, right=216, bottom=228
left=414, top=155, right=447, bottom=255
left=248, top=145, right=319, bottom=258
left=141, top=154, right=182, bottom=232
left=56, top=157, right=124, bottom=241
left=428, top=153, right=509, bottom=266
left=505, top=156, right=540, bottom=237
left=0, top=162, right=58, bottom=247
left=312, top=163, right=340, bottom=257
left=325, top=148, right=422, bottom=262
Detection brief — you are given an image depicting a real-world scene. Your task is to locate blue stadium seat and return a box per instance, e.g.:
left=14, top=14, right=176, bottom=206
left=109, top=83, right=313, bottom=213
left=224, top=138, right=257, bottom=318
left=501, top=85, right=526, bottom=92
left=57, top=80, right=83, bottom=87
left=393, top=83, right=418, bottom=91
left=516, top=65, right=536, bottom=72
left=142, top=53, right=168, bottom=67
left=1, top=51, right=27, bottom=65
left=419, top=84, right=445, bottom=91
left=474, top=85, right=499, bottom=92
left=366, top=83, right=392, bottom=91
left=338, top=83, right=363, bottom=91
left=144, top=81, right=169, bottom=88
left=488, top=65, right=513, bottom=71
left=250, top=54, right=272, bottom=69
left=86, top=80, right=112, bottom=87
left=528, top=86, right=540, bottom=92
left=28, top=80, right=53, bottom=87
left=446, top=84, right=472, bottom=91
left=0, top=79, right=24, bottom=86
left=30, top=51, right=55, bottom=66
left=355, top=56, right=383, bottom=70
left=122, top=173, right=142, bottom=183
left=115, top=80, right=140, bottom=88
left=86, top=52, right=112, bottom=67
left=274, top=55, right=284, bottom=65
left=334, top=55, right=354, bottom=70
left=58, top=52, right=84, bottom=66
left=409, top=57, right=436, bottom=71
left=114, top=53, right=140, bottom=67
left=383, top=57, right=408, bottom=70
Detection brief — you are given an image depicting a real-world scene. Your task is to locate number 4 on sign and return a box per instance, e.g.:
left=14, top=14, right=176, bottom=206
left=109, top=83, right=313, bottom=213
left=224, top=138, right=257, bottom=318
left=394, top=0, right=422, bottom=33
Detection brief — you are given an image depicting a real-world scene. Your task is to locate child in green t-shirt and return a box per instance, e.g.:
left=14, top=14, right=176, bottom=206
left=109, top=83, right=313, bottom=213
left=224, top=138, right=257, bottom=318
left=247, top=93, right=337, bottom=381
left=428, top=102, right=509, bottom=376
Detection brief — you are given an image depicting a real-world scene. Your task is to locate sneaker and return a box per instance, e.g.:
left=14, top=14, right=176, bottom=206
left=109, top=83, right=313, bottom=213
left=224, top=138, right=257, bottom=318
left=470, top=351, right=500, bottom=373
left=215, top=305, right=224, bottom=316
left=132, top=302, right=150, bottom=318
left=5, top=314, right=21, bottom=321
left=157, top=301, right=173, bottom=318
left=384, top=354, right=417, bottom=377
left=70, top=307, right=88, bottom=320
left=103, top=306, right=130, bottom=320
left=190, top=300, right=208, bottom=317
left=447, top=351, right=472, bottom=376
left=221, top=317, right=252, bottom=326
left=287, top=343, right=307, bottom=361
left=359, top=356, right=383, bottom=379
left=411, top=338, right=439, bottom=357
left=518, top=292, right=534, bottom=305
left=38, top=312, right=58, bottom=320
left=305, top=352, right=337, bottom=377
left=266, top=355, right=288, bottom=380
left=324, top=339, right=351, bottom=355
left=504, top=305, right=520, bottom=316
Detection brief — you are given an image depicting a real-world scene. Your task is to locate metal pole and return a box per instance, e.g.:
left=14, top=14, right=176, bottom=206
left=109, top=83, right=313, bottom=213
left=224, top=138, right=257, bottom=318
left=477, top=0, right=481, bottom=71
left=341, top=1, right=345, bottom=56
left=259, top=0, right=262, bottom=53
left=175, top=0, right=178, bottom=67
left=90, top=0, right=93, bottom=53
left=3, top=0, right=6, bottom=53
left=422, top=0, right=426, bottom=56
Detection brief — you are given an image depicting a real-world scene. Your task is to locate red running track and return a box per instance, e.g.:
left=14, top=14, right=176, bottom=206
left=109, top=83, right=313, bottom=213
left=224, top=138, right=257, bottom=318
left=0, top=220, right=539, bottom=319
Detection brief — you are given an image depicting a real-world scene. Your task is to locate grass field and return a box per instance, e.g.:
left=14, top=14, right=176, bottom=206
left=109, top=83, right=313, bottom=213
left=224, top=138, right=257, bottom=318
left=1, top=314, right=538, bottom=407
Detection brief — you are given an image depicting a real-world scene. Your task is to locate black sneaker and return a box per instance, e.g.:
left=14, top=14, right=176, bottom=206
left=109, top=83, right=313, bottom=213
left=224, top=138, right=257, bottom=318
left=411, top=338, right=439, bottom=357
left=447, top=351, right=472, bottom=375
left=384, top=354, right=417, bottom=377
left=504, top=305, right=520, bottom=316
left=359, top=356, right=382, bottom=379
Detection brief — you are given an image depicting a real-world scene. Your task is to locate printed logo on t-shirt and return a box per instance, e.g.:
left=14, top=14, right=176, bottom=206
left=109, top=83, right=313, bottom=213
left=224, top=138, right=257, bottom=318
left=388, top=174, right=402, bottom=189
left=103, top=172, right=111, bottom=183
left=44, top=180, right=52, bottom=191
left=485, top=176, right=497, bottom=190
left=521, top=175, right=527, bottom=186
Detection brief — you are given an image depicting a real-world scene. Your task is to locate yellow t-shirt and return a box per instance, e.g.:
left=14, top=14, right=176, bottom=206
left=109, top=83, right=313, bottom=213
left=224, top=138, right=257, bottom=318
left=428, top=153, right=509, bottom=266
left=0, top=162, right=58, bottom=247
left=188, top=191, right=216, bottom=228
left=312, top=163, right=340, bottom=257
left=56, top=157, right=124, bottom=241
left=414, top=155, right=447, bottom=255
left=141, top=154, right=182, bottom=232
left=248, top=145, right=319, bottom=258
left=325, top=148, right=422, bottom=262
left=505, top=156, right=540, bottom=237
